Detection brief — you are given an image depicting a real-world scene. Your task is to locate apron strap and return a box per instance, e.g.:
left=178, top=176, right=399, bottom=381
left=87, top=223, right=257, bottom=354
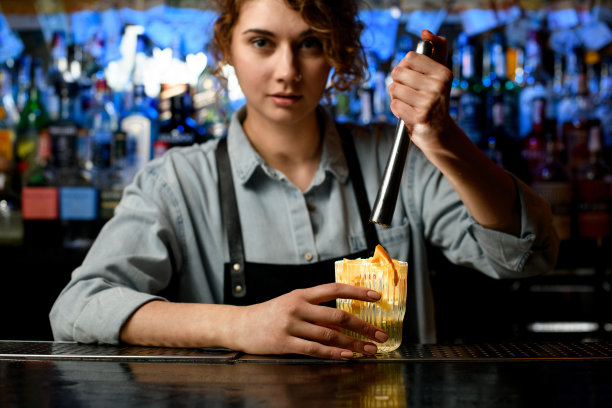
left=336, top=123, right=380, bottom=253
left=216, top=137, right=247, bottom=298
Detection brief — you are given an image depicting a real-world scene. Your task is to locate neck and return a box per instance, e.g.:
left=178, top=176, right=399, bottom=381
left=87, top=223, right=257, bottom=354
left=242, top=108, right=323, bottom=191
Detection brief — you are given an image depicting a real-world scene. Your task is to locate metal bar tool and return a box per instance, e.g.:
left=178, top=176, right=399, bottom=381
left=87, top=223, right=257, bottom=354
left=369, top=39, right=435, bottom=227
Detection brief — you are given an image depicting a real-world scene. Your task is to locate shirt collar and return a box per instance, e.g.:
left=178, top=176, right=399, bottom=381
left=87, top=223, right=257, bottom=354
left=226, top=106, right=349, bottom=186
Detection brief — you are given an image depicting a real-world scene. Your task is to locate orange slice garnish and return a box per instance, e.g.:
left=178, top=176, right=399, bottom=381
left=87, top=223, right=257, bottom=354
left=372, top=244, right=399, bottom=286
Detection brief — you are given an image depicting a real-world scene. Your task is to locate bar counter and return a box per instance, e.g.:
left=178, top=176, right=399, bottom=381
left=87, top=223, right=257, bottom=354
left=2, top=340, right=612, bottom=407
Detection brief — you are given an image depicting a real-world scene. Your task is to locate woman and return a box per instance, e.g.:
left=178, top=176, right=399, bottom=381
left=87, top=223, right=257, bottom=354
left=50, top=0, right=558, bottom=359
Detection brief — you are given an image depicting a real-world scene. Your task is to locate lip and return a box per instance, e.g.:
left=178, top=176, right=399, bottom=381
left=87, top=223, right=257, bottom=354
left=269, top=93, right=302, bottom=107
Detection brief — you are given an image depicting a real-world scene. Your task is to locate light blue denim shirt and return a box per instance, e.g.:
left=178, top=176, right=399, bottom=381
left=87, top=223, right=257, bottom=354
left=50, top=106, right=559, bottom=344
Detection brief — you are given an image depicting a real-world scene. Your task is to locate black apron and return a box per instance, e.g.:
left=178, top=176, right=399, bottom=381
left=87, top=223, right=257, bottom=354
left=217, top=124, right=380, bottom=306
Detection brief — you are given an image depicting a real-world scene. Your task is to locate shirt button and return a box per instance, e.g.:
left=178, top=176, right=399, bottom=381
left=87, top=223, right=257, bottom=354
left=304, top=252, right=313, bottom=261
left=307, top=203, right=315, bottom=212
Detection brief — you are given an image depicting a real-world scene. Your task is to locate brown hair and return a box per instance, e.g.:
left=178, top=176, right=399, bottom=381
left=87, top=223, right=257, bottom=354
left=209, top=0, right=366, bottom=91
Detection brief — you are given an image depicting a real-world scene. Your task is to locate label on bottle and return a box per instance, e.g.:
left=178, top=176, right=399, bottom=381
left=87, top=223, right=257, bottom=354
left=50, top=122, right=78, bottom=169
left=99, top=189, right=122, bottom=220
left=59, top=186, right=98, bottom=220
left=577, top=179, right=611, bottom=238
left=531, top=181, right=573, bottom=241
left=0, top=129, right=14, bottom=160
left=157, top=131, right=195, bottom=149
left=121, top=114, right=152, bottom=172
left=21, top=187, right=59, bottom=220
left=458, top=91, right=484, bottom=145
left=91, top=129, right=112, bottom=169
left=16, top=128, right=38, bottom=175
left=519, top=84, right=546, bottom=138
left=563, top=123, right=589, bottom=173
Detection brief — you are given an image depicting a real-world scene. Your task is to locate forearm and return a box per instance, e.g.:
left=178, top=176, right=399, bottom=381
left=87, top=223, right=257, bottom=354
left=421, top=120, right=520, bottom=236
left=120, top=300, right=242, bottom=349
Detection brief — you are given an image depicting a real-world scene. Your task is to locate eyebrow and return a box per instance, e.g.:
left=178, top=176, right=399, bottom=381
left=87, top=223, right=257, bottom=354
left=241, top=28, right=315, bottom=37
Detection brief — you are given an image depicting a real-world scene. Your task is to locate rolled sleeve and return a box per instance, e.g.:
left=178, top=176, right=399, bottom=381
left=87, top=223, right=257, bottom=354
left=72, top=286, right=164, bottom=344
left=50, top=159, right=183, bottom=344
left=468, top=174, right=559, bottom=278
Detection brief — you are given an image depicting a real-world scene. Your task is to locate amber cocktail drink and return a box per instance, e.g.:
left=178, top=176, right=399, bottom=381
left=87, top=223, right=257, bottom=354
left=335, top=247, right=407, bottom=353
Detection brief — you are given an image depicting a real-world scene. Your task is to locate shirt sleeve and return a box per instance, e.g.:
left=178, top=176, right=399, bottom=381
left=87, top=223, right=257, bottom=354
left=409, top=147, right=559, bottom=280
left=49, top=163, right=182, bottom=344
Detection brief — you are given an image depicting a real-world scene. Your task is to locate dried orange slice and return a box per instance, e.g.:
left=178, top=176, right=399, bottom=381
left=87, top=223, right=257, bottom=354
left=372, top=244, right=393, bottom=264
left=371, top=244, right=399, bottom=286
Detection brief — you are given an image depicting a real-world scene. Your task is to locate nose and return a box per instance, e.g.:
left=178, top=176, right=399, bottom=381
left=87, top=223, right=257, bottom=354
left=275, top=44, right=301, bottom=83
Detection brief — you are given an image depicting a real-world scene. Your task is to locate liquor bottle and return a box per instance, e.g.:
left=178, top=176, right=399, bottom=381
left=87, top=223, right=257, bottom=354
left=531, top=119, right=574, bottom=242
left=372, top=57, right=389, bottom=123
left=0, top=89, right=23, bottom=246
left=521, top=97, right=547, bottom=183
left=14, top=55, right=32, bottom=114
left=15, top=59, right=49, bottom=189
left=68, top=43, right=88, bottom=127
left=556, top=48, right=580, bottom=134
left=518, top=29, right=551, bottom=138
left=193, top=64, right=229, bottom=139
left=483, top=31, right=519, bottom=139
left=457, top=34, right=485, bottom=145
left=575, top=123, right=612, bottom=240
left=0, top=70, right=15, bottom=164
left=1, top=66, right=19, bottom=128
left=595, top=56, right=612, bottom=149
left=481, top=92, right=528, bottom=181
left=97, top=131, right=130, bottom=220
left=53, top=81, right=99, bottom=249
left=559, top=48, right=593, bottom=175
left=506, top=45, right=524, bottom=87
left=549, top=53, right=565, bottom=138
left=46, top=31, right=70, bottom=122
left=358, top=52, right=376, bottom=125
left=121, top=35, right=158, bottom=175
left=585, top=51, right=601, bottom=101
left=85, top=76, right=117, bottom=179
left=157, top=85, right=198, bottom=151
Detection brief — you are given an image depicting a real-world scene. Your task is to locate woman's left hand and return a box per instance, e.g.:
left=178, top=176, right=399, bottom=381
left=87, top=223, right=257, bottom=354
left=387, top=29, right=453, bottom=154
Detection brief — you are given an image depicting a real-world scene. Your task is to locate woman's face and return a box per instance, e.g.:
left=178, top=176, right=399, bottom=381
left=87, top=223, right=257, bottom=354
left=228, top=0, right=332, bottom=127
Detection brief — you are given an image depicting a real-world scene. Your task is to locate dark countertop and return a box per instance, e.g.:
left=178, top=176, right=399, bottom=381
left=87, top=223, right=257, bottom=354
left=2, top=341, right=612, bottom=407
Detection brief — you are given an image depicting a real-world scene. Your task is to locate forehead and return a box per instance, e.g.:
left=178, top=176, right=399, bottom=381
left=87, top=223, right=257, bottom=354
left=235, top=0, right=310, bottom=35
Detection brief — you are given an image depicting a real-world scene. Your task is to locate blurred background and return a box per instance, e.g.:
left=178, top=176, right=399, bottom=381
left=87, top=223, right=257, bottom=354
left=1, top=0, right=612, bottom=344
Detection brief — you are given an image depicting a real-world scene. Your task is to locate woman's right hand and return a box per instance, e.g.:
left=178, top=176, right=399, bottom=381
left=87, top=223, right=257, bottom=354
left=227, top=283, right=389, bottom=360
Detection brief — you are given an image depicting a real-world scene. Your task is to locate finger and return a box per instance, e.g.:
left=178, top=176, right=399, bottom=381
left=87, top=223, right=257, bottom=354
left=388, top=77, right=439, bottom=111
left=290, top=320, right=380, bottom=356
left=421, top=29, right=448, bottom=65
left=299, top=283, right=381, bottom=305
left=395, top=52, right=451, bottom=85
left=286, top=336, right=362, bottom=360
left=298, top=303, right=388, bottom=344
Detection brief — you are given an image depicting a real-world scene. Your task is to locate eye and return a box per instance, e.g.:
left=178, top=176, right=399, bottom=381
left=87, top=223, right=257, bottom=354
left=251, top=37, right=271, bottom=49
left=301, top=36, right=323, bottom=51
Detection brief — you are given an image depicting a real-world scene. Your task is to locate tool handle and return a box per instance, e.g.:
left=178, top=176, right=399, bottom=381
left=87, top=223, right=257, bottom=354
left=369, top=40, right=435, bottom=227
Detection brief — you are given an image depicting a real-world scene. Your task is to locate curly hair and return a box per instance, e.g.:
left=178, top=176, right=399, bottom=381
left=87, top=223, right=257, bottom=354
left=209, top=0, right=367, bottom=92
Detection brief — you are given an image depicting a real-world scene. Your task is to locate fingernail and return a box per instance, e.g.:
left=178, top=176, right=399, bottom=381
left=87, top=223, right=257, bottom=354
left=367, top=290, right=381, bottom=300
left=341, top=351, right=354, bottom=359
left=364, top=344, right=377, bottom=355
left=375, top=331, right=388, bottom=343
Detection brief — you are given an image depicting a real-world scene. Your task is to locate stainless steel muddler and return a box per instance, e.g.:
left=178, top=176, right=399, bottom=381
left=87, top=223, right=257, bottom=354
left=369, top=39, right=435, bottom=227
